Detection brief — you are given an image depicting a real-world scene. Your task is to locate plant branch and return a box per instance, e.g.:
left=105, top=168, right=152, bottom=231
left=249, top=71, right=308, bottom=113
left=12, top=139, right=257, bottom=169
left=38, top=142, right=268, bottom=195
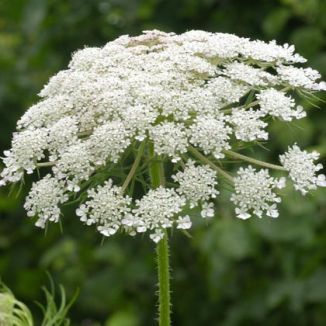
left=36, top=161, right=57, bottom=168
left=223, top=149, right=286, bottom=171
left=188, top=146, right=234, bottom=184
left=121, top=141, right=146, bottom=193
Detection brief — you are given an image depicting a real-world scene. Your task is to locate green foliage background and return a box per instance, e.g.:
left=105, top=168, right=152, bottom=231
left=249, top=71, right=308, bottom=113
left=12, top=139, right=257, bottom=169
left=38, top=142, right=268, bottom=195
left=0, top=0, right=326, bottom=325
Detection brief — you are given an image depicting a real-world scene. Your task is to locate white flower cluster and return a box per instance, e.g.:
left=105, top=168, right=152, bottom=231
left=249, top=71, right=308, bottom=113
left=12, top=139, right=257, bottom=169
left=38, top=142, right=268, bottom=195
left=231, top=166, right=286, bottom=219
left=1, top=30, right=325, bottom=241
left=76, top=182, right=191, bottom=243
left=24, top=175, right=68, bottom=228
left=172, top=160, right=218, bottom=209
left=257, top=89, right=306, bottom=121
left=188, top=115, right=232, bottom=159
left=276, top=66, right=326, bottom=91
left=280, top=145, right=326, bottom=195
left=47, top=117, right=79, bottom=160
left=87, top=121, right=131, bottom=165
left=52, top=142, right=94, bottom=192
left=224, top=62, right=277, bottom=86
left=230, top=108, right=268, bottom=141
left=76, top=179, right=132, bottom=236
left=149, top=122, right=188, bottom=162
left=132, top=187, right=187, bottom=243
left=0, top=129, right=48, bottom=184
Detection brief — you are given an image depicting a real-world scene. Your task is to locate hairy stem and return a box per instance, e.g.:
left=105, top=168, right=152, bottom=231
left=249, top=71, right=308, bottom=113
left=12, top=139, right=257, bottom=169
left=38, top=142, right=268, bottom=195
left=149, top=143, right=171, bottom=326
left=156, top=230, right=171, bottom=326
left=189, top=146, right=234, bottom=184
left=223, top=150, right=286, bottom=171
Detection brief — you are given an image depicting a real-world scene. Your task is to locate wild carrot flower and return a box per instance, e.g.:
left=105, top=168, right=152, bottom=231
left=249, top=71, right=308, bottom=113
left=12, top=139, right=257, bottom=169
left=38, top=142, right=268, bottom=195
left=1, top=30, right=325, bottom=241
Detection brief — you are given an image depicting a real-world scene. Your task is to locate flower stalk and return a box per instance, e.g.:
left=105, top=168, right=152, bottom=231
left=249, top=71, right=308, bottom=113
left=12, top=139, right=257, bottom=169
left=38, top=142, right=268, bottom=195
left=121, top=141, right=146, bottom=193
left=36, top=161, right=57, bottom=168
left=189, top=146, right=234, bottom=184
left=223, top=150, right=287, bottom=171
left=149, top=143, right=171, bottom=326
left=156, top=230, right=171, bottom=326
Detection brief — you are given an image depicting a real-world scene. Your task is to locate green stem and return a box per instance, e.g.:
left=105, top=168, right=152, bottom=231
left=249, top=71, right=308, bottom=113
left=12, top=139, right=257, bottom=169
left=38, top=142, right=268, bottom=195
left=36, top=161, right=57, bottom=168
left=121, top=141, right=146, bottom=193
left=221, top=87, right=292, bottom=114
left=156, top=230, right=171, bottom=326
left=223, top=150, right=286, bottom=171
left=149, top=143, right=171, bottom=326
left=188, top=146, right=234, bottom=184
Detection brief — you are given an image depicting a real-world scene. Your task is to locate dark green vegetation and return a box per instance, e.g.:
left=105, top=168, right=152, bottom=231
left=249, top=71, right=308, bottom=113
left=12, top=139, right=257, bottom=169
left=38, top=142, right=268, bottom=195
left=0, top=0, right=326, bottom=325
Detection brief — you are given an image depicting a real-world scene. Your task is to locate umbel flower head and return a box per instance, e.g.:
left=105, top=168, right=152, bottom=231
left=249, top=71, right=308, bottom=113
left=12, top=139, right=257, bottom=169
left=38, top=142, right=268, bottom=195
left=1, top=30, right=325, bottom=242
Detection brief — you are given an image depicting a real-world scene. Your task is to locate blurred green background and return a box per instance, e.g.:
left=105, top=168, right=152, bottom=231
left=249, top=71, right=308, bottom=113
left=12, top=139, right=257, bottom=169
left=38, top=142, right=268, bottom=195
left=0, top=0, right=326, bottom=325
